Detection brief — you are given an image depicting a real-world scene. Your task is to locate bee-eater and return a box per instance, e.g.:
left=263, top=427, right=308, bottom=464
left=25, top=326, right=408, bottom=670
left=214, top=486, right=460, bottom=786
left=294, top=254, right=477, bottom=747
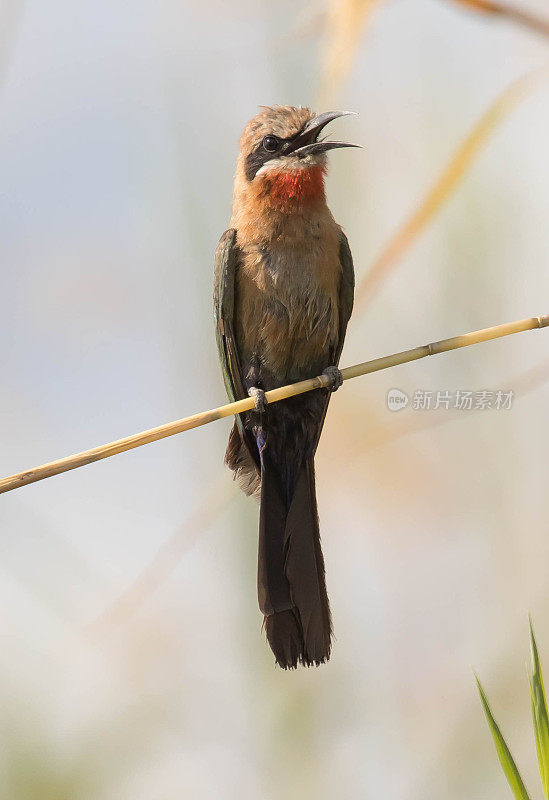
left=214, top=106, right=358, bottom=668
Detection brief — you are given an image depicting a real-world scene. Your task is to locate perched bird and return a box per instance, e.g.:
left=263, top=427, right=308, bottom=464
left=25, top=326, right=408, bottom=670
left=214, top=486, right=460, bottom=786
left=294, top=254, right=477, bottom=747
left=214, top=106, right=358, bottom=668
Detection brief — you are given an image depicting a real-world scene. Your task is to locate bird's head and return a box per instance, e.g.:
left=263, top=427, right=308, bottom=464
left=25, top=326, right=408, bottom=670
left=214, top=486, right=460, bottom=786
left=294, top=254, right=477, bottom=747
left=233, top=106, right=359, bottom=214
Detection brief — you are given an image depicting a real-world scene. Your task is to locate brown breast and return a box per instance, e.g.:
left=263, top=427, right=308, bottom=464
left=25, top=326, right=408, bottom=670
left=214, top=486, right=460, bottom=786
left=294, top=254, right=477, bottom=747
left=234, top=206, right=342, bottom=379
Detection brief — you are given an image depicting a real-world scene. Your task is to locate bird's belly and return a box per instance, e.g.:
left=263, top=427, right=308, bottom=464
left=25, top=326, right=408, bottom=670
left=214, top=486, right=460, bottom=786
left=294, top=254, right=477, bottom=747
left=235, top=230, right=342, bottom=386
left=269, top=304, right=336, bottom=378
left=237, top=284, right=339, bottom=386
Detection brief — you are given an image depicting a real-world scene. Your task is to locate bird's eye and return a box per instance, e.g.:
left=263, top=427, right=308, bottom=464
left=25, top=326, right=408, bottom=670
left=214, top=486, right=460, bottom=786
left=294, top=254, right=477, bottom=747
left=262, top=135, right=281, bottom=153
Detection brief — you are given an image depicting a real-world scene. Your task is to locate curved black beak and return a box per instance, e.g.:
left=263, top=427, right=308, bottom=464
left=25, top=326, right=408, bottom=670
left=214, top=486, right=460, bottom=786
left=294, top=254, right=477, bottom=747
left=285, top=110, right=361, bottom=158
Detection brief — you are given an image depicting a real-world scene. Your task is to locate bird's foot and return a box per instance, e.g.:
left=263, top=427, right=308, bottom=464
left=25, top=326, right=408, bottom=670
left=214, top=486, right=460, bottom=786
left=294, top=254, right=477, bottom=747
left=322, top=366, right=343, bottom=392
left=248, top=386, right=267, bottom=413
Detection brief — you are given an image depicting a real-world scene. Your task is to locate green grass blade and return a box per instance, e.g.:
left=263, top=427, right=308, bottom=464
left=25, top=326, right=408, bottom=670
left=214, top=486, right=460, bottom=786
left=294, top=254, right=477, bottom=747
left=529, top=618, right=549, bottom=799
left=529, top=674, right=545, bottom=795
left=476, top=676, right=532, bottom=800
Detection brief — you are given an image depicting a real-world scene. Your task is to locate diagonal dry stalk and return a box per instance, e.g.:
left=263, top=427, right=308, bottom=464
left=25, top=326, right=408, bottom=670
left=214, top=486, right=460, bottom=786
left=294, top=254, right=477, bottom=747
left=1, top=315, right=547, bottom=496
left=449, top=0, right=549, bottom=38
left=355, top=67, right=548, bottom=308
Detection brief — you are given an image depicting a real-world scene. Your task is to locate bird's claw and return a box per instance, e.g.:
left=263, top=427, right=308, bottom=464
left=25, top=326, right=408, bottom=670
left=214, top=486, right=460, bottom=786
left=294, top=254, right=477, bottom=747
left=322, top=366, right=343, bottom=392
left=248, top=386, right=267, bottom=413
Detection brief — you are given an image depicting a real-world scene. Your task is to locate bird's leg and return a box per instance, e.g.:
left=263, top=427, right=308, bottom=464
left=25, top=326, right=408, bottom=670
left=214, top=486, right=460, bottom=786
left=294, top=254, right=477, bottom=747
left=248, top=386, right=267, bottom=413
left=322, top=366, right=343, bottom=392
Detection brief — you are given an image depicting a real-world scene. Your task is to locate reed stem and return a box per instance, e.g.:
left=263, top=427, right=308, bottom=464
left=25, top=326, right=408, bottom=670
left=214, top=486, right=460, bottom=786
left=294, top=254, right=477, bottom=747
left=1, top=314, right=547, bottom=495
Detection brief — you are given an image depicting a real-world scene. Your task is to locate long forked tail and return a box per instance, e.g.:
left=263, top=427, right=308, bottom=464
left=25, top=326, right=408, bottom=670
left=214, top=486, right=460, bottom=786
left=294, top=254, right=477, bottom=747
left=258, top=455, right=332, bottom=668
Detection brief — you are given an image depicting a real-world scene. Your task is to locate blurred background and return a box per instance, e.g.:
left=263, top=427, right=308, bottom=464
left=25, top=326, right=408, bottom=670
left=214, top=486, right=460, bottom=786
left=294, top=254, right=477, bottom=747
left=1, top=0, right=549, bottom=797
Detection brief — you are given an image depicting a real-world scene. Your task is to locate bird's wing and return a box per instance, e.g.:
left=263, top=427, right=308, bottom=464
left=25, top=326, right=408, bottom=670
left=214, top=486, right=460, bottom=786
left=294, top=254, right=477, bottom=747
left=214, top=229, right=260, bottom=474
left=334, top=228, right=355, bottom=366
left=214, top=229, right=245, bottom=406
left=312, top=228, right=355, bottom=453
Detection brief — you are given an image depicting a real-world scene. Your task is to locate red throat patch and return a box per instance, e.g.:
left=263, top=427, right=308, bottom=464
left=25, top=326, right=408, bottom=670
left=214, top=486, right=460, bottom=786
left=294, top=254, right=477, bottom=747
left=262, top=165, right=326, bottom=211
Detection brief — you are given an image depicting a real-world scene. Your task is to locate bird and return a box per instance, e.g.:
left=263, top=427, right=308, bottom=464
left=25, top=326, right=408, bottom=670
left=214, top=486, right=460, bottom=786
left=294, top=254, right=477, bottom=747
left=214, top=106, right=358, bottom=668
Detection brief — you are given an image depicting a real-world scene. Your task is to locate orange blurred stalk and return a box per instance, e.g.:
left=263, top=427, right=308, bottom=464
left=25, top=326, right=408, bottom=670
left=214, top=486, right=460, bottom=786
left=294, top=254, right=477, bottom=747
left=449, top=0, right=549, bottom=38
left=355, top=68, right=548, bottom=309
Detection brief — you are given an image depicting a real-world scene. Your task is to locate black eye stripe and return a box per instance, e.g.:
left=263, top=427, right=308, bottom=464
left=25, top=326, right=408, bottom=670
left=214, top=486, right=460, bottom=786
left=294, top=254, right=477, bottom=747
left=245, top=148, right=269, bottom=181
left=244, top=127, right=306, bottom=181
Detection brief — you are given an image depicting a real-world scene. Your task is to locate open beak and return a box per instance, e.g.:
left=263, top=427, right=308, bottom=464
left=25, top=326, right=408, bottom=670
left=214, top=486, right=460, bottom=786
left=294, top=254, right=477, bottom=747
left=285, top=110, right=361, bottom=158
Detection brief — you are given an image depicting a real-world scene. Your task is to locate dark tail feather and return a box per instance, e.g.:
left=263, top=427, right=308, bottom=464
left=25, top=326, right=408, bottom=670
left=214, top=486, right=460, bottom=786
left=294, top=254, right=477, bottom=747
left=258, top=456, right=332, bottom=668
left=264, top=609, right=304, bottom=670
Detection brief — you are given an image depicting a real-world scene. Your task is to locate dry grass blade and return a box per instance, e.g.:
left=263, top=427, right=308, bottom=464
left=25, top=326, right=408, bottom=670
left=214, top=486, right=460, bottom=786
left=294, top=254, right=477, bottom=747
left=355, top=68, right=548, bottom=309
left=529, top=618, right=549, bottom=798
left=476, top=675, right=532, bottom=799
left=318, top=0, right=383, bottom=106
left=449, top=0, right=549, bottom=38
